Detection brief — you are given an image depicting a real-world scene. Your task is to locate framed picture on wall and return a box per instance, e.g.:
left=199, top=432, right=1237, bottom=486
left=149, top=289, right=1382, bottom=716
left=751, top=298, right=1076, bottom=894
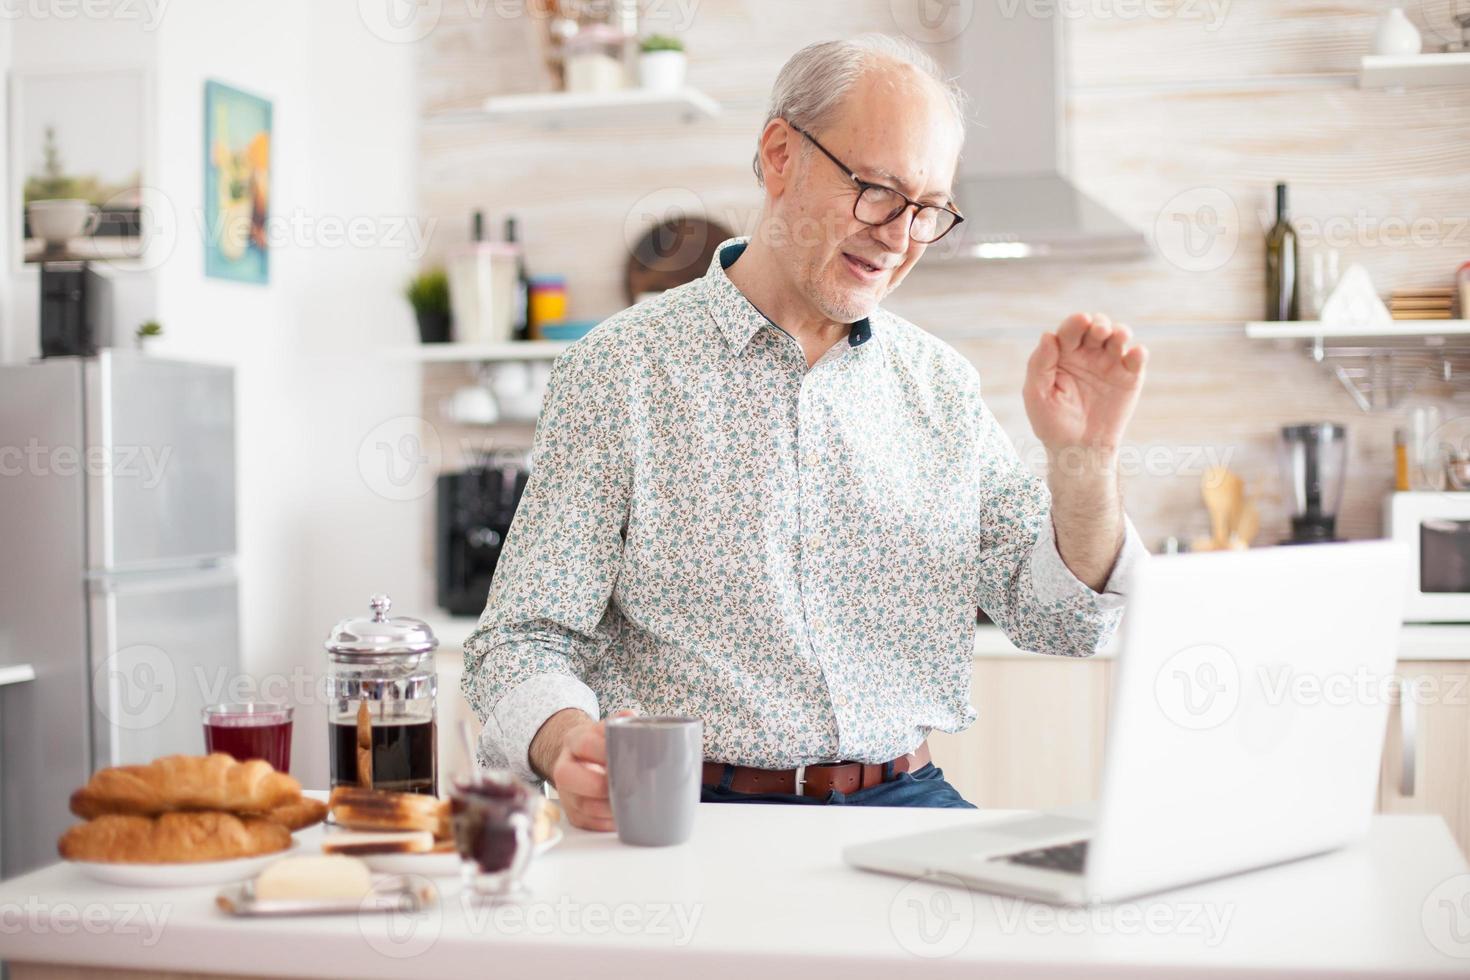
left=203, top=79, right=271, bottom=284
left=8, top=68, right=148, bottom=266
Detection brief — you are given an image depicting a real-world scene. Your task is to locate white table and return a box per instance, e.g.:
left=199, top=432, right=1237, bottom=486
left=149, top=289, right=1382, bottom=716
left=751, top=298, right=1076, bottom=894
left=1, top=805, right=1466, bottom=979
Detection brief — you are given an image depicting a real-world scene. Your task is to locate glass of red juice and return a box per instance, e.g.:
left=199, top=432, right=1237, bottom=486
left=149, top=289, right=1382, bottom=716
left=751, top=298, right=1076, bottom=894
left=202, top=702, right=293, bottom=772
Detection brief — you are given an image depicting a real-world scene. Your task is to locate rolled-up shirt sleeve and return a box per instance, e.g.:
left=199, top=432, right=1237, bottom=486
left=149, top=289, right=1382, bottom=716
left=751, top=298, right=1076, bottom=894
left=971, top=392, right=1149, bottom=658
left=460, top=344, right=630, bottom=782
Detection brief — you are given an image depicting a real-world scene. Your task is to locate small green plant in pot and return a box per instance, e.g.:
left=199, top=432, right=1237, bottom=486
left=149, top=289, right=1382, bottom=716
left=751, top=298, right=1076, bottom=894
left=638, top=34, right=687, bottom=92
left=135, top=319, right=162, bottom=351
left=405, top=268, right=452, bottom=344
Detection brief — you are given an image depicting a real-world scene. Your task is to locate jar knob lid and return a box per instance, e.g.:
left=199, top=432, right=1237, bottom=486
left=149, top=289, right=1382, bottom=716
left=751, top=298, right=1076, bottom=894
left=325, top=593, right=437, bottom=658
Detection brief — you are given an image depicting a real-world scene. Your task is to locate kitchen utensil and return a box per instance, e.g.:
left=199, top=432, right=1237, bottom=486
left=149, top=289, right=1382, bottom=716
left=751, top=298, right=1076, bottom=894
left=447, top=242, right=518, bottom=344
left=459, top=719, right=480, bottom=778
left=1201, top=467, right=1243, bottom=550
left=324, top=595, right=439, bottom=796
left=202, top=703, right=293, bottom=772
left=1279, top=423, right=1348, bottom=544
left=527, top=276, right=567, bottom=338
left=625, top=216, right=735, bottom=305
left=1232, top=499, right=1260, bottom=549
left=606, top=715, right=702, bottom=847
left=562, top=23, right=627, bottom=92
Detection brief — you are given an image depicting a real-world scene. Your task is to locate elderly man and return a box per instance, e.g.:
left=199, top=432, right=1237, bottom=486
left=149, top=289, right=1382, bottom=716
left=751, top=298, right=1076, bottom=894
left=463, top=34, right=1148, bottom=828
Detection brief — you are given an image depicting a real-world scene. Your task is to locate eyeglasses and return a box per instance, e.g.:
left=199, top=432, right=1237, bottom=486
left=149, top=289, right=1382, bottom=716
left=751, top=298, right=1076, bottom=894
left=789, top=123, right=964, bottom=245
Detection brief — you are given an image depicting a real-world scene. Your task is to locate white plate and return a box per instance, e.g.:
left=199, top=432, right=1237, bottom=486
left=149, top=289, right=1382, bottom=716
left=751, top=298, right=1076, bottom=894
left=69, top=844, right=299, bottom=888
left=362, top=827, right=562, bottom=878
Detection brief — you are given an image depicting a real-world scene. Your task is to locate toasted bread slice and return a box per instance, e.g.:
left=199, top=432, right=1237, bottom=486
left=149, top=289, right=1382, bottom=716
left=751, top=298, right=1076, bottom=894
left=329, top=785, right=446, bottom=836
left=320, top=830, right=435, bottom=856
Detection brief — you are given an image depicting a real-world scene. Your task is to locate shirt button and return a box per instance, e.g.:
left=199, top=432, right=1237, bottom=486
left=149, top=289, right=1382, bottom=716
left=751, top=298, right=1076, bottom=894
left=803, top=452, right=820, bottom=469
left=808, top=533, right=824, bottom=551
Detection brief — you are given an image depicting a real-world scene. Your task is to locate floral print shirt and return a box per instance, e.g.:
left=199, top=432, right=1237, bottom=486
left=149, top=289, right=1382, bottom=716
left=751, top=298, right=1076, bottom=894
left=463, top=238, right=1146, bottom=781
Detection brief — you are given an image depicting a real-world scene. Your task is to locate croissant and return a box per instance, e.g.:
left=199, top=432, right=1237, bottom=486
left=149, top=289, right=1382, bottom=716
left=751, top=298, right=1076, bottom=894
left=58, top=812, right=291, bottom=864
left=265, top=796, right=328, bottom=832
left=70, top=754, right=301, bottom=819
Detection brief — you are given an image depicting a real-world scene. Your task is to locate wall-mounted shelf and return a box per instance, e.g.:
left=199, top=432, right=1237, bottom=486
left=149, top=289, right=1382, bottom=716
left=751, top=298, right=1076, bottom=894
left=386, top=341, right=571, bottom=363
left=1245, top=320, right=1470, bottom=341
left=1245, top=320, right=1470, bottom=412
left=1359, top=53, right=1470, bottom=89
left=480, top=87, right=720, bottom=127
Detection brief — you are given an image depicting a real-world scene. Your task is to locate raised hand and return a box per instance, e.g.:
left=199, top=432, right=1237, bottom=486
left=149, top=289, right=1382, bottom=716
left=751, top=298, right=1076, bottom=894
left=1023, top=312, right=1147, bottom=454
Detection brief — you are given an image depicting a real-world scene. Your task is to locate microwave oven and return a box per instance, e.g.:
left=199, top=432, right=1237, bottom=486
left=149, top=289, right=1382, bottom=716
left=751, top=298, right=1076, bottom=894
left=1385, top=491, right=1470, bottom=622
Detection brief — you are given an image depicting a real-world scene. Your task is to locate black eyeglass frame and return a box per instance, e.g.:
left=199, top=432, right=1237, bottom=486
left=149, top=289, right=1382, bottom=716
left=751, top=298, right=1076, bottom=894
left=789, top=122, right=965, bottom=245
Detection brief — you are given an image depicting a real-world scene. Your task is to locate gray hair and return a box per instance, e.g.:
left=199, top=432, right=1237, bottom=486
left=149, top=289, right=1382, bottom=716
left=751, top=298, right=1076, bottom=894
left=753, top=34, right=967, bottom=186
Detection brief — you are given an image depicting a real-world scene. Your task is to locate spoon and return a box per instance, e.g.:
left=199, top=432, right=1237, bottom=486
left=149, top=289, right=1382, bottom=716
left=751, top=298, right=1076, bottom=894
left=459, top=719, right=481, bottom=785
left=1231, top=499, right=1260, bottom=549
left=1201, top=467, right=1243, bottom=550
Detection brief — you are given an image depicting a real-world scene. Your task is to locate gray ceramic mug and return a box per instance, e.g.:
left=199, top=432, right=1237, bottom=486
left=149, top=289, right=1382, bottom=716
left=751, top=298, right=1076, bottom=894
left=606, top=715, right=702, bottom=846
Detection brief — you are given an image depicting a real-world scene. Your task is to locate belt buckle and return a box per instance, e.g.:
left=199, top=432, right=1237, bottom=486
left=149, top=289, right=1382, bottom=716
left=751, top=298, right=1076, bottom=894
left=793, top=764, right=806, bottom=797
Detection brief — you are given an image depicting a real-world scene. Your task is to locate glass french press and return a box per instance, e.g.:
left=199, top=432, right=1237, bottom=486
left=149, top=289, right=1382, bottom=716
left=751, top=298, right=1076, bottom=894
left=324, top=594, right=439, bottom=795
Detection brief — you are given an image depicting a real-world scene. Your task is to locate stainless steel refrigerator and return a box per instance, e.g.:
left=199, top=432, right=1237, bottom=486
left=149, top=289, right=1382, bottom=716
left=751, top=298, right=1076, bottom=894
left=0, top=350, right=240, bottom=877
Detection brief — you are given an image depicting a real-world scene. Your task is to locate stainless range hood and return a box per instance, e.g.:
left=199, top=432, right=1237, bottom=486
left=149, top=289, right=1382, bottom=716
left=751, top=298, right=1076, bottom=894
left=938, top=6, right=1148, bottom=261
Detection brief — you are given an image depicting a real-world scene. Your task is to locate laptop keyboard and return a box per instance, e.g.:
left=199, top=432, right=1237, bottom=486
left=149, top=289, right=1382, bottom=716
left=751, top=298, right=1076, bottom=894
left=1002, top=839, right=1089, bottom=874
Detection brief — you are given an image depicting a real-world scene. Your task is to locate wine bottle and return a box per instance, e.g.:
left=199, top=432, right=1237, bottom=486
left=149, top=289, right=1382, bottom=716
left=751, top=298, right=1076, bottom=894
left=1265, top=182, right=1299, bottom=321
left=505, top=216, right=530, bottom=343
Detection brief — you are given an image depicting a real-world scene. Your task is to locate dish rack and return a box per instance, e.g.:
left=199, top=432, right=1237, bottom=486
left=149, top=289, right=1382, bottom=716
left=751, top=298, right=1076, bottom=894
left=1245, top=321, right=1470, bottom=412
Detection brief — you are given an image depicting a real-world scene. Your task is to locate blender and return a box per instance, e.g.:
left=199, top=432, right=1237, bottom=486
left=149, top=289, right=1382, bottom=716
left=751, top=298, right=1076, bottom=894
left=1278, top=423, right=1348, bottom=544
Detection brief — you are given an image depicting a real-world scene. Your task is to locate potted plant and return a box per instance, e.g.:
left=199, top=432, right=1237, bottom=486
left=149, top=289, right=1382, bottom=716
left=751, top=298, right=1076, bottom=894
left=404, top=268, right=452, bottom=344
left=638, top=34, right=687, bottom=93
left=134, top=319, right=162, bottom=352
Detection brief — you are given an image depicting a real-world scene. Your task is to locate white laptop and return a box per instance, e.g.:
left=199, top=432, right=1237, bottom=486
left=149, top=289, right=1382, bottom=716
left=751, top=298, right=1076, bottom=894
left=844, top=540, right=1409, bottom=905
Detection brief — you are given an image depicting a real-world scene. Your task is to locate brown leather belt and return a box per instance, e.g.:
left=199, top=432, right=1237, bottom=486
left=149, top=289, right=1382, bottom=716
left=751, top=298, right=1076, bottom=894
left=701, top=741, right=931, bottom=799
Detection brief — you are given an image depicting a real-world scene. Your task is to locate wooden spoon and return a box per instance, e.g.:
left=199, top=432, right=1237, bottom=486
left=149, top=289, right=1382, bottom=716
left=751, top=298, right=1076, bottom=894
left=1201, top=467, right=1243, bottom=550
left=1232, top=499, right=1260, bottom=549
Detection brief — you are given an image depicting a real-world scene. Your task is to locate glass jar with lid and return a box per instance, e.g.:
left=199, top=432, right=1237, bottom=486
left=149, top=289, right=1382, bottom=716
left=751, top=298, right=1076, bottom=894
left=324, top=594, right=439, bottom=796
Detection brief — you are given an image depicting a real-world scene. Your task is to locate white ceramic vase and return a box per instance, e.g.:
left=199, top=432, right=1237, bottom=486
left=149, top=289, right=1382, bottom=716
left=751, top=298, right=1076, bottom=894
left=1374, top=7, right=1422, bottom=56
left=638, top=50, right=687, bottom=92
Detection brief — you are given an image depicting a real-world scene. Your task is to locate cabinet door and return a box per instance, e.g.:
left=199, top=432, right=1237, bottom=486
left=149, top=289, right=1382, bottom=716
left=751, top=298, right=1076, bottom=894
left=1378, top=660, right=1470, bottom=859
left=928, top=657, right=1111, bottom=809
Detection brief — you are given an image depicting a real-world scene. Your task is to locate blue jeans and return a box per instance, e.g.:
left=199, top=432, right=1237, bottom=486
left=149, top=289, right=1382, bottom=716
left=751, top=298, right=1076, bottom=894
left=701, top=762, right=976, bottom=808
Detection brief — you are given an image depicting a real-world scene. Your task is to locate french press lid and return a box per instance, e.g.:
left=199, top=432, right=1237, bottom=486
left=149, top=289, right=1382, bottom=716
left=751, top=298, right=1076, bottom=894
left=325, top=593, right=439, bottom=661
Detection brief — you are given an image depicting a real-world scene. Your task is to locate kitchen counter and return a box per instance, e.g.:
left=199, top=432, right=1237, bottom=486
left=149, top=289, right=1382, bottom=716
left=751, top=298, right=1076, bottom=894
left=429, top=615, right=1470, bottom=662
left=0, top=806, right=1464, bottom=978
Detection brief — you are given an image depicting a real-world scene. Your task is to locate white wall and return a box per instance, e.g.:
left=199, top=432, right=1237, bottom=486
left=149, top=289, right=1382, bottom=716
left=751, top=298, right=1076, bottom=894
left=5, top=1, right=425, bottom=788
left=151, top=0, right=426, bottom=787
